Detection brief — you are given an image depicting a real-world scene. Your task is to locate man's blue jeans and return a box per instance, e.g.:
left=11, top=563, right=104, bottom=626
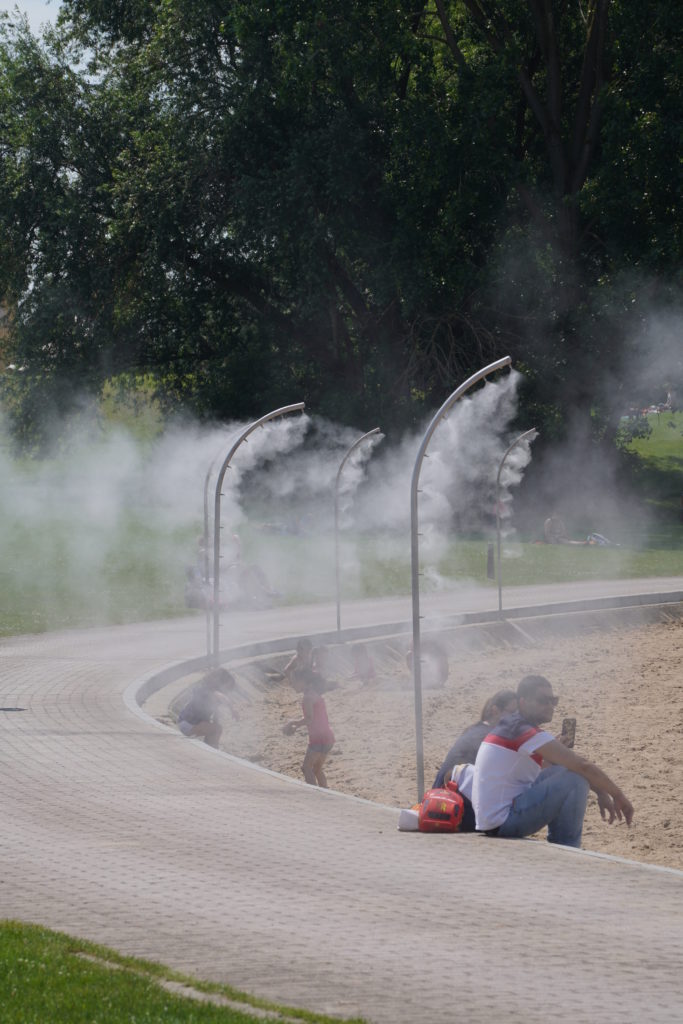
left=496, top=765, right=590, bottom=848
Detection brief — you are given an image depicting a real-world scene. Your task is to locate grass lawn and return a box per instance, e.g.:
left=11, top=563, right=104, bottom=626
left=3, top=516, right=683, bottom=639
left=626, top=410, right=683, bottom=472
left=1, top=412, right=681, bottom=637
left=0, top=515, right=192, bottom=638
left=0, top=921, right=365, bottom=1024
left=620, top=410, right=683, bottom=519
left=353, top=535, right=683, bottom=597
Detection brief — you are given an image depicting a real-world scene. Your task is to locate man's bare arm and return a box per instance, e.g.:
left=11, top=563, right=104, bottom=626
left=535, top=739, right=634, bottom=825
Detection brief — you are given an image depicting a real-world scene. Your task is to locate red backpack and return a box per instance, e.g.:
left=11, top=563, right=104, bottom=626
left=417, top=779, right=465, bottom=833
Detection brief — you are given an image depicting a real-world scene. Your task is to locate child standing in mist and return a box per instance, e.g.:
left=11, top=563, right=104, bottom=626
left=283, top=668, right=335, bottom=787
left=282, top=638, right=314, bottom=685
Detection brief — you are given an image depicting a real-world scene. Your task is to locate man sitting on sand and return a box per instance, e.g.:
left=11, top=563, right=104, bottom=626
left=472, top=674, right=633, bottom=847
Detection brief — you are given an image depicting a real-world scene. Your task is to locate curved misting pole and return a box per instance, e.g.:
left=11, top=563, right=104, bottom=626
left=334, top=428, right=382, bottom=635
left=410, top=356, right=512, bottom=802
left=212, top=403, right=306, bottom=663
left=496, top=428, right=538, bottom=618
left=203, top=439, right=238, bottom=658
left=203, top=455, right=218, bottom=658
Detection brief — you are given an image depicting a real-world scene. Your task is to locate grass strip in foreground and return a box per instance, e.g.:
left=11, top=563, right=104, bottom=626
left=0, top=921, right=366, bottom=1024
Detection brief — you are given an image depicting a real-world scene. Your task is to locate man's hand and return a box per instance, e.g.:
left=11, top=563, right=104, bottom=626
left=613, top=790, right=635, bottom=826
left=596, top=790, right=617, bottom=823
left=598, top=789, right=634, bottom=826
left=535, top=738, right=634, bottom=826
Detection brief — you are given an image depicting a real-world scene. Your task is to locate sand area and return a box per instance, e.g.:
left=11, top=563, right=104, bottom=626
left=162, top=614, right=683, bottom=872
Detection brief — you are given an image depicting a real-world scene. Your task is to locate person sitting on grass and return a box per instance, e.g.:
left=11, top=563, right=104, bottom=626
left=543, top=514, right=588, bottom=546
left=177, top=667, right=240, bottom=749
left=544, top=515, right=619, bottom=548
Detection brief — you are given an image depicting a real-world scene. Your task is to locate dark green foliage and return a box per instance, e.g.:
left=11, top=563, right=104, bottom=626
left=0, top=2, right=680, bottom=448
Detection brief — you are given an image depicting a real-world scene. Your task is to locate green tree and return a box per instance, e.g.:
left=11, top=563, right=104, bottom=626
left=0, top=16, right=129, bottom=444
left=0, top=2, right=680, bottom=448
left=431, top=1, right=681, bottom=437
left=2, top=2, right=514, bottom=441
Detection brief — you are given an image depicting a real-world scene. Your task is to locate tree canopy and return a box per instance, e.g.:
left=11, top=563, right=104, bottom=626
left=0, top=1, right=680, bottom=449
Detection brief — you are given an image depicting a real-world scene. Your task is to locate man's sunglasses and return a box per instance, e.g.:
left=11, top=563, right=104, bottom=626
left=535, top=694, right=559, bottom=706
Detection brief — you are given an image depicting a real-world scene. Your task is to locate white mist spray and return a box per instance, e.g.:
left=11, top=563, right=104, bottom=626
left=0, top=370, right=538, bottom=631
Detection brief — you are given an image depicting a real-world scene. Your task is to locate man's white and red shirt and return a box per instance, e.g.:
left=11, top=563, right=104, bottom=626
left=472, top=712, right=554, bottom=831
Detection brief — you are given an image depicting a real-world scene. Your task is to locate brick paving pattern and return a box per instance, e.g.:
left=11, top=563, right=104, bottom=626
left=1, top=582, right=683, bottom=1023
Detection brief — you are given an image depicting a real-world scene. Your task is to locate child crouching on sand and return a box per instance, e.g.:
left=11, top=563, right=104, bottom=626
left=283, top=668, right=335, bottom=787
left=177, top=667, right=240, bottom=748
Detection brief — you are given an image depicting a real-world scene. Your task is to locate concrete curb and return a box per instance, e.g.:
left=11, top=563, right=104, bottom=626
left=131, top=589, right=683, bottom=709
left=124, top=590, right=683, bottom=881
left=5, top=582, right=683, bottom=1022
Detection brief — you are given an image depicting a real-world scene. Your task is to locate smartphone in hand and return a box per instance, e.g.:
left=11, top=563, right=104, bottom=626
left=561, top=717, right=576, bottom=748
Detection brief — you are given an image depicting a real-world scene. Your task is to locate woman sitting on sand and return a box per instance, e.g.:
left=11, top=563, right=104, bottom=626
left=432, top=689, right=518, bottom=790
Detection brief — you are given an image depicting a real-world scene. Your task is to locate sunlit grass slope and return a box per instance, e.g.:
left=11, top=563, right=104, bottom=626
left=0, top=921, right=365, bottom=1024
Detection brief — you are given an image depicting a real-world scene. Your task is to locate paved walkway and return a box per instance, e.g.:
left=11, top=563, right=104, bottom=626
left=2, top=579, right=683, bottom=1023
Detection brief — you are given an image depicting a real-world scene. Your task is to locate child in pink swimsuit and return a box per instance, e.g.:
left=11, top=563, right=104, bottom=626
left=283, top=669, right=335, bottom=787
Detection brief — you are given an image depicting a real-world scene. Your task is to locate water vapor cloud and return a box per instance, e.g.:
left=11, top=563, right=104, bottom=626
left=0, top=369, right=536, bottom=629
